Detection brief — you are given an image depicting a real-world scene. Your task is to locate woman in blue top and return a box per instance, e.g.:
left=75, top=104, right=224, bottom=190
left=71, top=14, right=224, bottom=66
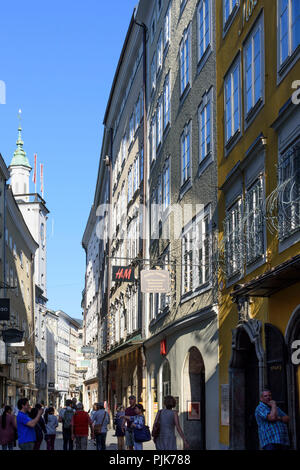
left=124, top=404, right=145, bottom=450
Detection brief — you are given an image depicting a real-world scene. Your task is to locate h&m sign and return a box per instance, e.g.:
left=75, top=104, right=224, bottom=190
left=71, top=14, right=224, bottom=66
left=112, top=266, right=135, bottom=282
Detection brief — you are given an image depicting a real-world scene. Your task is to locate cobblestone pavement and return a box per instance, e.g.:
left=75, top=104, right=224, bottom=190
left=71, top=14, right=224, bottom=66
left=18, top=424, right=155, bottom=451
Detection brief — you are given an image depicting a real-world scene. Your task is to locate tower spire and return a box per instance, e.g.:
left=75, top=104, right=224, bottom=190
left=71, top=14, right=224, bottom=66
left=10, top=109, right=31, bottom=169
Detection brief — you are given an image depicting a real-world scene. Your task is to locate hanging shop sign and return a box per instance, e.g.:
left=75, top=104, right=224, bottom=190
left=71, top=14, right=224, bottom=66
left=48, top=382, right=55, bottom=388
left=81, top=346, right=95, bottom=354
left=0, top=299, right=10, bottom=321
left=112, top=266, right=135, bottom=282
left=2, top=328, right=24, bottom=344
left=140, top=270, right=170, bottom=293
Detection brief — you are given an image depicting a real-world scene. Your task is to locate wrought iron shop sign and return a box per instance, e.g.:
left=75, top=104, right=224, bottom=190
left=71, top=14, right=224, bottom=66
left=112, top=266, right=135, bottom=282
left=0, top=299, right=10, bottom=321
left=2, top=328, right=24, bottom=344
left=140, top=270, right=170, bottom=294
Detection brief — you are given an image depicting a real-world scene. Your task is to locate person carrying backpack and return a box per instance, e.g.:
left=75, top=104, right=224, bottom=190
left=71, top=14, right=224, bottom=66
left=59, top=399, right=75, bottom=451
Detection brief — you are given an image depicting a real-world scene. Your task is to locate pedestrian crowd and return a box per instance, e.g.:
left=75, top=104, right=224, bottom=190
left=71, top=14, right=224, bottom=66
left=0, top=394, right=190, bottom=451
left=1, top=389, right=289, bottom=451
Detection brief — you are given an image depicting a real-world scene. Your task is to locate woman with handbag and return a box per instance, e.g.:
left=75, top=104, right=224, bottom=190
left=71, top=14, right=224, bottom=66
left=92, top=402, right=109, bottom=450
left=152, top=396, right=189, bottom=450
left=124, top=404, right=150, bottom=450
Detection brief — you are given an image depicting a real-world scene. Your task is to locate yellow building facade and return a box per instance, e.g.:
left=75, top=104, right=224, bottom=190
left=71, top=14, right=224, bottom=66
left=217, top=0, right=300, bottom=449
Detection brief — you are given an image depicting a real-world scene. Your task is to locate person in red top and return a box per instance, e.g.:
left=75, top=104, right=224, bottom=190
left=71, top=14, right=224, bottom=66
left=124, top=395, right=137, bottom=450
left=71, top=402, right=93, bottom=450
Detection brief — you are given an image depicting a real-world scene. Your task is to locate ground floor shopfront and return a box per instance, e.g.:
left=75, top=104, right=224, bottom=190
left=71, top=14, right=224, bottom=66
left=219, top=256, right=300, bottom=450
left=83, top=378, right=99, bottom=413
left=144, top=306, right=219, bottom=450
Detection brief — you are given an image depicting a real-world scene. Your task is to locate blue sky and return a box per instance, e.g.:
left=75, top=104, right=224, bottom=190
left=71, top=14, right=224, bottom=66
left=0, top=0, right=137, bottom=319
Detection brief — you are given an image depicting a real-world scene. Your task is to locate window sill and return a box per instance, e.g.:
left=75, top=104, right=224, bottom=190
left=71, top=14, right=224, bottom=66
left=198, top=152, right=213, bottom=178
left=179, top=177, right=192, bottom=200
left=197, top=46, right=212, bottom=76
left=180, top=282, right=211, bottom=305
left=149, top=306, right=170, bottom=328
left=179, top=84, right=191, bottom=109
left=278, top=44, right=300, bottom=84
left=225, top=129, right=241, bottom=157
left=223, top=4, right=239, bottom=38
left=245, top=97, right=263, bottom=129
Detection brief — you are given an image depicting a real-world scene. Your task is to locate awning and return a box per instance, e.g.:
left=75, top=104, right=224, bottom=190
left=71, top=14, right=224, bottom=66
left=99, top=335, right=143, bottom=362
left=231, top=254, right=300, bottom=298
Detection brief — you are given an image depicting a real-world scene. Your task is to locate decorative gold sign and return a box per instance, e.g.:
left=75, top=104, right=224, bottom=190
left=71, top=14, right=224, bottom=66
left=242, top=0, right=258, bottom=29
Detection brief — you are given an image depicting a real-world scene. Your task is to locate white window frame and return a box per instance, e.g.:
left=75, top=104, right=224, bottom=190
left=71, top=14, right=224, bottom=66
left=198, top=88, right=213, bottom=163
left=157, top=30, right=163, bottom=74
left=151, top=53, right=157, bottom=93
left=224, top=198, right=243, bottom=280
left=197, top=0, right=211, bottom=63
left=245, top=176, right=265, bottom=265
left=181, top=205, right=212, bottom=297
left=224, top=55, right=241, bottom=146
left=163, top=159, right=170, bottom=211
left=156, top=96, right=163, bottom=149
left=243, top=14, right=264, bottom=120
left=180, top=25, right=191, bottom=96
left=181, top=122, right=191, bottom=185
left=164, top=2, right=171, bottom=48
left=163, top=73, right=170, bottom=129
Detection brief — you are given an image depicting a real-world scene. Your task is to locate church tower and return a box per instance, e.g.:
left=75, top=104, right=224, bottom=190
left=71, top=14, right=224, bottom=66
left=8, top=117, right=31, bottom=202
left=8, top=113, right=50, bottom=402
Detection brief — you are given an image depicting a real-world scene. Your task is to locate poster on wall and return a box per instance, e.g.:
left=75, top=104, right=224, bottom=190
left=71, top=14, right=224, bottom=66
left=187, top=401, right=201, bottom=420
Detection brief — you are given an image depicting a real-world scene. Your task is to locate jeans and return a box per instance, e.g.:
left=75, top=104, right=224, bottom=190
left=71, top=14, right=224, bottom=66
left=75, top=436, right=88, bottom=450
left=2, top=442, right=14, bottom=450
left=19, top=442, right=35, bottom=450
left=134, top=441, right=143, bottom=450
left=63, top=428, right=73, bottom=451
left=263, top=443, right=289, bottom=450
left=45, top=434, right=56, bottom=450
left=95, top=432, right=107, bottom=450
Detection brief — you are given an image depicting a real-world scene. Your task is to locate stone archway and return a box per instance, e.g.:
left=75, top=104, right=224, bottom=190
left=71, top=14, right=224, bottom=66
left=182, top=347, right=206, bottom=450
left=285, top=305, right=300, bottom=450
left=229, top=320, right=264, bottom=450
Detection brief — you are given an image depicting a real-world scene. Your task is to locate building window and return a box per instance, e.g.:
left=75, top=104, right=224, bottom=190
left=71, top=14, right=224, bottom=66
left=224, top=0, right=239, bottom=27
left=198, top=0, right=210, bottom=62
left=164, top=3, right=171, bottom=48
left=198, top=91, right=211, bottom=162
left=163, top=160, right=170, bottom=210
left=151, top=53, right=156, bottom=92
left=244, top=17, right=263, bottom=117
left=245, top=177, right=265, bottom=264
left=133, top=157, right=139, bottom=194
left=150, top=114, right=156, bottom=162
left=224, top=198, right=243, bottom=279
left=121, top=135, right=126, bottom=163
left=163, top=73, right=170, bottom=129
left=181, top=123, right=191, bottom=185
left=128, top=166, right=133, bottom=202
left=129, top=113, right=134, bottom=144
left=156, top=97, right=163, bottom=148
left=224, top=58, right=241, bottom=144
left=182, top=206, right=211, bottom=295
left=135, top=96, right=140, bottom=131
left=140, top=148, right=144, bottom=183
left=279, top=0, right=300, bottom=66
left=278, top=144, right=300, bottom=241
left=180, top=26, right=191, bottom=96
left=157, top=31, right=163, bottom=73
